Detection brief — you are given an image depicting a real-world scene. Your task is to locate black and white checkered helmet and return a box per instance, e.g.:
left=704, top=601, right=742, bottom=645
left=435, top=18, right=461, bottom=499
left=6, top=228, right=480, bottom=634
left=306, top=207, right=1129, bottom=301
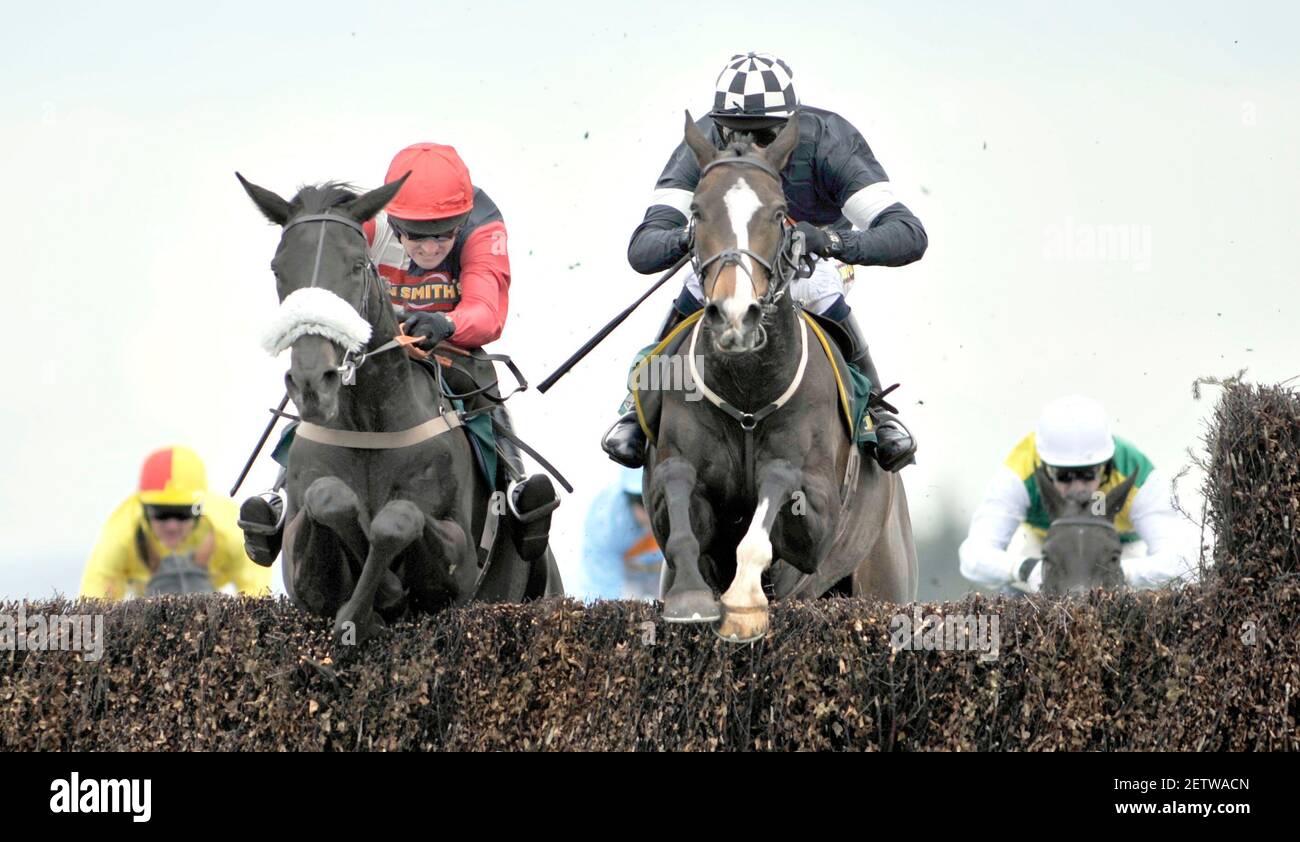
left=710, top=52, right=798, bottom=119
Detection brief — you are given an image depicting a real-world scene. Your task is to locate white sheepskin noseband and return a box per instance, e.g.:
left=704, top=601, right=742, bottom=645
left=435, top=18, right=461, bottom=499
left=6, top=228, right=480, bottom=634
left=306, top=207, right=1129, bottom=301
left=261, top=287, right=372, bottom=356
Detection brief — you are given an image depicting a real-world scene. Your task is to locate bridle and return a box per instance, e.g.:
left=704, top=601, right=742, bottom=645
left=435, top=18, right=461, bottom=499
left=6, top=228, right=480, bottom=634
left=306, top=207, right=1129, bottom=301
left=280, top=211, right=405, bottom=386
left=689, top=155, right=810, bottom=311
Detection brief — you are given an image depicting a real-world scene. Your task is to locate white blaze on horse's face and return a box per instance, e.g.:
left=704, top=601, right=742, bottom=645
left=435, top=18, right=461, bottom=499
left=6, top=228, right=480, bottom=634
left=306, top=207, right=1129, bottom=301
left=718, top=177, right=763, bottom=326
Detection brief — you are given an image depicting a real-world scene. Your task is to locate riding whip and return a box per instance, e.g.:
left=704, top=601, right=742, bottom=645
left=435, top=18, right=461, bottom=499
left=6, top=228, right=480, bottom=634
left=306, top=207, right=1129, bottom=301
left=537, top=252, right=692, bottom=393
left=229, top=393, right=291, bottom=497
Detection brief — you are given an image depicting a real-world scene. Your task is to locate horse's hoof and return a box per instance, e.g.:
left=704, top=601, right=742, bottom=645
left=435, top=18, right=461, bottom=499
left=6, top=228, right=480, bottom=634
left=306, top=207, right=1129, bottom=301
left=662, top=589, right=721, bottom=624
left=333, top=606, right=385, bottom=645
left=715, top=604, right=769, bottom=643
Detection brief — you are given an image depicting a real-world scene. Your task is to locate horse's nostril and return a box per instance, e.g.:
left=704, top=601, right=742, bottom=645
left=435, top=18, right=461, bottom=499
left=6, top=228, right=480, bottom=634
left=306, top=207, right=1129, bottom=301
left=704, top=302, right=722, bottom=322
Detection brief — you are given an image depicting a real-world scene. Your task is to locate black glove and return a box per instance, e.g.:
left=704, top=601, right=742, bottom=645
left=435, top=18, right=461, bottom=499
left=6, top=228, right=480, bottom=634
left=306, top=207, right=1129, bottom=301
left=794, top=221, right=840, bottom=258
left=673, top=225, right=693, bottom=256
left=402, top=311, right=456, bottom=350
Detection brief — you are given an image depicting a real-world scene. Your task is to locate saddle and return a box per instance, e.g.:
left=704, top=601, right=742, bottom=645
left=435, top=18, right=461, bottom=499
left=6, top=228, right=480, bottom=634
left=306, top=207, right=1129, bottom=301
left=631, top=308, right=875, bottom=449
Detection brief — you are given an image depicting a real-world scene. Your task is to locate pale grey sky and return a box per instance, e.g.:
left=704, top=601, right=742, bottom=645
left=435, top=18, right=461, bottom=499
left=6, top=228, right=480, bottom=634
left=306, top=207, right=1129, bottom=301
left=1, top=0, right=1296, bottom=597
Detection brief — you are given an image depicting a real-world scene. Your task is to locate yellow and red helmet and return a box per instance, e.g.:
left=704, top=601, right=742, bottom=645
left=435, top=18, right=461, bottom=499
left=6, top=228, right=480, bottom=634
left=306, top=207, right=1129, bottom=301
left=137, top=446, right=207, bottom=513
left=383, top=142, right=474, bottom=225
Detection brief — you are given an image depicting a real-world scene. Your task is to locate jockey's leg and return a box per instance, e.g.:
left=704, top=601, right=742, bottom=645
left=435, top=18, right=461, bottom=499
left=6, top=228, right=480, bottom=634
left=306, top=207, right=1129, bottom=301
left=797, top=260, right=916, bottom=471
left=238, top=462, right=288, bottom=567
left=492, top=403, right=560, bottom=562
left=601, top=289, right=702, bottom=467
left=819, top=296, right=917, bottom=472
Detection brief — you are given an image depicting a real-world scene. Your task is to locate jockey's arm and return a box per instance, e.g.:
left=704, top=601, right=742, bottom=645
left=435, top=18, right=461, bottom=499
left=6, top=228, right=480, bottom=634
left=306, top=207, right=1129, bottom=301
left=628, top=202, right=691, bottom=274
left=79, top=534, right=130, bottom=600
left=1124, top=470, right=1201, bottom=588
left=820, top=113, right=928, bottom=268
left=447, top=222, right=510, bottom=347
left=839, top=196, right=929, bottom=267
left=959, top=467, right=1033, bottom=589
left=627, top=139, right=700, bottom=274
left=79, top=497, right=140, bottom=601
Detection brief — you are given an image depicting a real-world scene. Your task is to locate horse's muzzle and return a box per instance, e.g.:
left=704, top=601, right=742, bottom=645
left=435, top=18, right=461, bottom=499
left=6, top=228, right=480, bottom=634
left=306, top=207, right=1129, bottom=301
left=287, top=336, right=344, bottom=423
left=705, top=300, right=767, bottom=353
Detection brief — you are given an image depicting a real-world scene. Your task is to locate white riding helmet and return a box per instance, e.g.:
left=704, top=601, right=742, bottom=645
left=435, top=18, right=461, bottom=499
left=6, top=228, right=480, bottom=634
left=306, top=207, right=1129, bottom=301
left=1035, top=395, right=1115, bottom=467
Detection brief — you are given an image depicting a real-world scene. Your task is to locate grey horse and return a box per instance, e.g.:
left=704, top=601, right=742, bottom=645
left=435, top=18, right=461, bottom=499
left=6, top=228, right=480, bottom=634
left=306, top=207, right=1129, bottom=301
left=1035, top=463, right=1137, bottom=595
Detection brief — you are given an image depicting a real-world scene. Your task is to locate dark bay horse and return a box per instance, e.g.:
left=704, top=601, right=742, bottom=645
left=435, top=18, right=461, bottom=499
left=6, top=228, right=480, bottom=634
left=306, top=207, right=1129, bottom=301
left=238, top=174, right=559, bottom=643
left=644, top=114, right=917, bottom=642
left=1035, top=463, right=1137, bottom=595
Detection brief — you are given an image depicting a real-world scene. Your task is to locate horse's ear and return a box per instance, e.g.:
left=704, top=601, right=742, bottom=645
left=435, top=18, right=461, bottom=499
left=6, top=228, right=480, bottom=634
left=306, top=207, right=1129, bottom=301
left=344, top=173, right=410, bottom=223
left=1034, top=462, right=1067, bottom=521
left=1104, top=469, right=1139, bottom=521
left=684, top=110, right=717, bottom=168
left=236, top=172, right=291, bottom=226
left=762, top=111, right=800, bottom=171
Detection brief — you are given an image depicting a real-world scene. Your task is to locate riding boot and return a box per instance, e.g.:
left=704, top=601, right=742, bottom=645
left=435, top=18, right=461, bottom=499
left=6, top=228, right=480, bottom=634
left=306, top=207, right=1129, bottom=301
left=601, top=301, right=693, bottom=468
left=828, top=310, right=917, bottom=472
left=493, top=405, right=559, bottom=562
left=238, top=466, right=287, bottom=568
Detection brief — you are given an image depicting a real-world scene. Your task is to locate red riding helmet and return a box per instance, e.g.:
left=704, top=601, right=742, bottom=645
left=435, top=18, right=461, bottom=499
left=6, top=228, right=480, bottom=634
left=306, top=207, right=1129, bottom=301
left=384, top=143, right=474, bottom=230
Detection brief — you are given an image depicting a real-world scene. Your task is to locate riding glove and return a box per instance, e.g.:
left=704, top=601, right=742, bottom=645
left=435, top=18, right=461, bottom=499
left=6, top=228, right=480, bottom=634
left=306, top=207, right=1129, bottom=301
left=794, top=221, right=841, bottom=258
left=402, top=311, right=456, bottom=349
left=1010, top=557, right=1040, bottom=593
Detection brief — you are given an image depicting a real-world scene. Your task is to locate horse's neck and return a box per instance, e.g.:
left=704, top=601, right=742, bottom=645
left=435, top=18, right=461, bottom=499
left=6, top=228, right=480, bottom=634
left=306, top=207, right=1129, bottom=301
left=700, top=301, right=802, bottom=411
left=335, top=310, right=437, bottom=432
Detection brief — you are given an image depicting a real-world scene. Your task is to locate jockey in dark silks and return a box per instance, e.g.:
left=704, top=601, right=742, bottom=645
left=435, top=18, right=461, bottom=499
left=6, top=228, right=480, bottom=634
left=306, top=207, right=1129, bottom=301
left=602, top=51, right=928, bottom=472
left=239, top=143, right=558, bottom=566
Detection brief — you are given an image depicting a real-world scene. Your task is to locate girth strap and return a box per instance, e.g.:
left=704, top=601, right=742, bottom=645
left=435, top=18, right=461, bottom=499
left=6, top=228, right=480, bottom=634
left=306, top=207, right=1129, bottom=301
left=296, top=412, right=462, bottom=449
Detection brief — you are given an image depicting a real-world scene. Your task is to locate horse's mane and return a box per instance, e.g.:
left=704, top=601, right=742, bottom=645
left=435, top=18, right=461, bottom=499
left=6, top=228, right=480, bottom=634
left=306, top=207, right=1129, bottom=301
left=720, top=133, right=759, bottom=159
left=291, top=181, right=360, bottom=214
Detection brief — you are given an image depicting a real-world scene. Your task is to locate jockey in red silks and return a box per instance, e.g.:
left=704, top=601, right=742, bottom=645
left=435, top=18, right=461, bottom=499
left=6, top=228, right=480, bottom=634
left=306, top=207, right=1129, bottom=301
left=238, top=143, right=558, bottom=567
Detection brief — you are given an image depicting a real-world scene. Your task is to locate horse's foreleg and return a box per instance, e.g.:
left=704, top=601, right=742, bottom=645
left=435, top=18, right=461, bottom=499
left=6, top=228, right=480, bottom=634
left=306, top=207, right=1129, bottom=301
left=653, top=456, right=720, bottom=623
left=717, top=459, right=802, bottom=643
left=293, top=477, right=367, bottom=618
left=403, top=512, right=474, bottom=610
left=333, top=499, right=424, bottom=643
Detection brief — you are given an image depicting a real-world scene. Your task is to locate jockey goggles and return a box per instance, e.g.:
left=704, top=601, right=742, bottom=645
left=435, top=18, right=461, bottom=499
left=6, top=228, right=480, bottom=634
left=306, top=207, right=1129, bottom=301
left=389, top=217, right=460, bottom=243
left=144, top=503, right=201, bottom=522
left=719, top=124, right=781, bottom=148
left=1044, top=463, right=1107, bottom=484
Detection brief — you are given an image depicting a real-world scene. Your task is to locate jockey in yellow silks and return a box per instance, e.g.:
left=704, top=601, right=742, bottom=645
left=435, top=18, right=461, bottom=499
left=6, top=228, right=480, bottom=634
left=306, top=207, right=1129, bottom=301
left=80, top=446, right=273, bottom=600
